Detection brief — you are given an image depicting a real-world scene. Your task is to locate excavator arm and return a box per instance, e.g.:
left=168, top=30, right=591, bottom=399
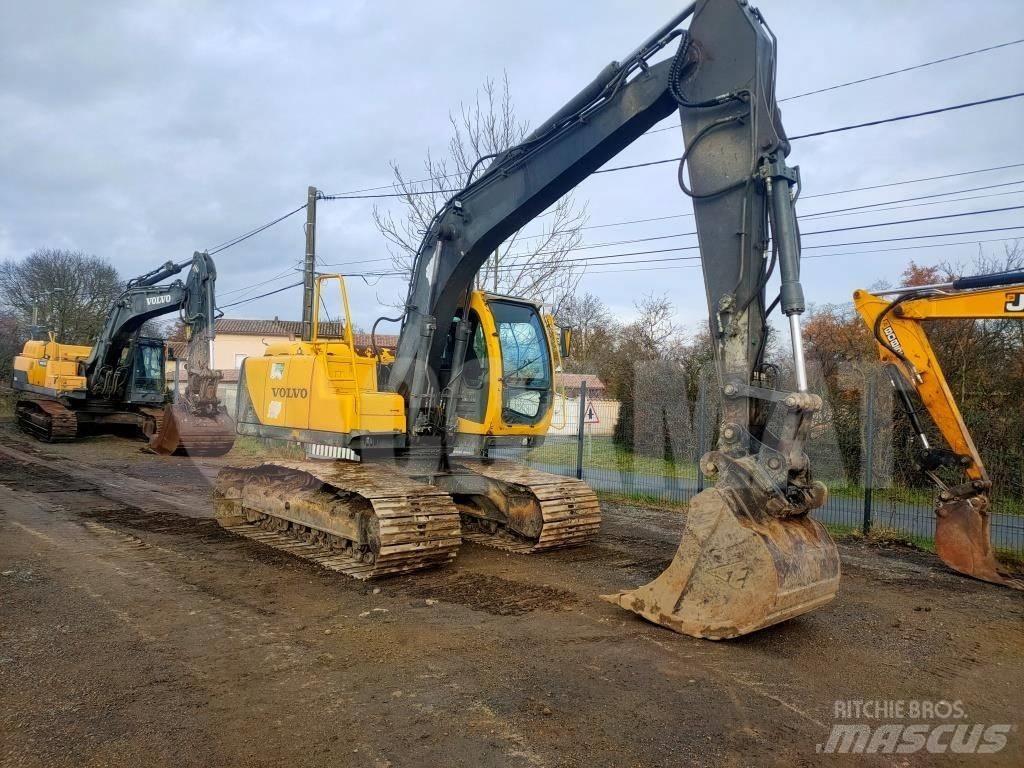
left=854, top=270, right=1024, bottom=588
left=85, top=251, right=219, bottom=405
left=381, top=0, right=840, bottom=638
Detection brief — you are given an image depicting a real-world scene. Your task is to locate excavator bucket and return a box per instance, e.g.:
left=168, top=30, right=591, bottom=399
left=603, top=485, right=841, bottom=640
left=149, top=403, right=235, bottom=457
left=935, top=498, right=1023, bottom=590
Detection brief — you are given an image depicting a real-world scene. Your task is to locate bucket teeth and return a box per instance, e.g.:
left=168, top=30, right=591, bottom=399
left=935, top=498, right=1024, bottom=590
left=603, top=485, right=840, bottom=640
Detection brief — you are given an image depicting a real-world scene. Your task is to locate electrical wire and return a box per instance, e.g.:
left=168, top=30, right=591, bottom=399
left=320, top=39, right=1024, bottom=195
left=789, top=91, right=1024, bottom=141
left=498, top=204, right=1024, bottom=265
left=218, top=262, right=302, bottom=297
left=304, top=229, right=1024, bottom=283
left=598, top=92, right=1024, bottom=174
left=218, top=281, right=303, bottom=309
left=206, top=204, right=307, bottom=255
left=508, top=164, right=1024, bottom=240
left=472, top=223, right=1024, bottom=272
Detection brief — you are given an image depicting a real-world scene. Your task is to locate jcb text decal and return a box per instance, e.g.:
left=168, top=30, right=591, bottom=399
left=1005, top=293, right=1024, bottom=313
left=882, top=324, right=904, bottom=354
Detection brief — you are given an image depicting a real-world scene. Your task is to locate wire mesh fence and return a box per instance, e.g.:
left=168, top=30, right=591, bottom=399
left=494, top=367, right=1024, bottom=560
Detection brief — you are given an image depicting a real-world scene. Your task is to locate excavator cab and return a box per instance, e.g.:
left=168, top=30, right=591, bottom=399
left=450, top=292, right=554, bottom=443
left=125, top=336, right=167, bottom=405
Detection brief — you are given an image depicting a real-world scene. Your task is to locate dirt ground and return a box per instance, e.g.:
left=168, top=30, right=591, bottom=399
left=0, top=422, right=1021, bottom=768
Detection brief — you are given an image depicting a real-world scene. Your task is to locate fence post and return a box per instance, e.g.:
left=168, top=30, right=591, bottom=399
left=696, top=376, right=706, bottom=493
left=863, top=372, right=875, bottom=536
left=576, top=380, right=587, bottom=480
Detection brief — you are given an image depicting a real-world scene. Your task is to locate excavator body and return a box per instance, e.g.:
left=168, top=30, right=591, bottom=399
left=11, top=252, right=235, bottom=455
left=855, top=275, right=1024, bottom=589
left=221, top=0, right=841, bottom=638
left=216, top=276, right=599, bottom=573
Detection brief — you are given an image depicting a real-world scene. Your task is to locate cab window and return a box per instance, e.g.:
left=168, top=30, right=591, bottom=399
left=491, top=300, right=551, bottom=425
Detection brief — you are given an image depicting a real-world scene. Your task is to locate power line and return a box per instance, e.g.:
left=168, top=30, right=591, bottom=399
left=206, top=204, right=307, bottom=255
left=337, top=227, right=1024, bottom=279
left=801, top=181, right=1024, bottom=219
left=210, top=94, right=1024, bottom=263
left=789, top=91, right=1024, bottom=141
left=237, top=168, right=1024, bottom=295
left=510, top=175, right=1024, bottom=244
left=498, top=222, right=1024, bottom=271
left=319, top=39, right=1024, bottom=195
left=320, top=172, right=1024, bottom=268
left=574, top=235, right=1024, bottom=275
left=218, top=281, right=303, bottom=309
left=779, top=38, right=1024, bottom=102
left=501, top=205, right=1024, bottom=264
left=219, top=262, right=301, bottom=297
left=597, top=92, right=1024, bottom=174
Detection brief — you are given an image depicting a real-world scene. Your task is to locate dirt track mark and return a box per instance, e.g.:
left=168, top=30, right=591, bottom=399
left=396, top=569, right=579, bottom=616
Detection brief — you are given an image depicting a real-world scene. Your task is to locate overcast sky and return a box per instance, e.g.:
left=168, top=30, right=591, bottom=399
left=2, top=0, right=1023, bottom=338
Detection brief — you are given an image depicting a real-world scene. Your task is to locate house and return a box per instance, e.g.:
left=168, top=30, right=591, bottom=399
left=555, top=372, right=607, bottom=399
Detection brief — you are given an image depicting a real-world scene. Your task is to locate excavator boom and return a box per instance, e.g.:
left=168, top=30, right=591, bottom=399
left=854, top=268, right=1024, bottom=589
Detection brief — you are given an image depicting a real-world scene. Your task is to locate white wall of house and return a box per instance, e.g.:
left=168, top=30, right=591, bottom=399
left=548, top=397, right=619, bottom=437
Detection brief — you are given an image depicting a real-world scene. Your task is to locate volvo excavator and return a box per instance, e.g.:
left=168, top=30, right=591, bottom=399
left=216, top=0, right=841, bottom=639
left=855, top=270, right=1024, bottom=589
left=12, top=251, right=235, bottom=456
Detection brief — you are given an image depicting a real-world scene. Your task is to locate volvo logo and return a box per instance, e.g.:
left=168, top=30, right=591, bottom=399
left=145, top=295, right=173, bottom=306
left=271, top=387, right=308, bottom=398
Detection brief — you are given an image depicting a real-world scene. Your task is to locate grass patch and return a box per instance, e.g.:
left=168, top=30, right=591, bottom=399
left=227, top=435, right=305, bottom=461
left=595, top=489, right=689, bottom=511
left=826, top=523, right=934, bottom=553
left=527, top=436, right=698, bottom=478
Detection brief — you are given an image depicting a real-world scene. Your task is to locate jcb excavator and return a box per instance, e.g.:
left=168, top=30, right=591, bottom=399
left=12, top=251, right=235, bottom=456
left=854, top=270, right=1024, bottom=589
left=216, top=0, right=841, bottom=639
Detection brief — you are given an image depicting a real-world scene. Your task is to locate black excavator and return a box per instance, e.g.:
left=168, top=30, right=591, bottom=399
left=13, top=251, right=235, bottom=456
left=217, top=0, right=840, bottom=639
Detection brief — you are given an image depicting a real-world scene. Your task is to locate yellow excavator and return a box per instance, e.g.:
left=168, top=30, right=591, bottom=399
left=12, top=251, right=235, bottom=455
left=216, top=275, right=598, bottom=577
left=854, top=270, right=1024, bottom=589
left=217, top=0, right=842, bottom=639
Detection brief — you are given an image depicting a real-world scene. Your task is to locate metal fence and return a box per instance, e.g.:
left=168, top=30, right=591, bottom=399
left=495, top=372, right=1024, bottom=559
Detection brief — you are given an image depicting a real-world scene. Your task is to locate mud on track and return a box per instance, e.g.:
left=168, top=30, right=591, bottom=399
left=0, top=423, right=1022, bottom=767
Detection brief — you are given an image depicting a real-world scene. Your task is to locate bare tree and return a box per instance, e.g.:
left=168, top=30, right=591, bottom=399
left=556, top=292, right=612, bottom=363
left=0, top=249, right=122, bottom=344
left=373, top=73, right=588, bottom=310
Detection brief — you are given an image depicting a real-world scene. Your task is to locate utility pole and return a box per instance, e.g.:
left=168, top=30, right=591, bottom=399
left=492, top=250, right=498, bottom=292
left=301, top=186, right=318, bottom=342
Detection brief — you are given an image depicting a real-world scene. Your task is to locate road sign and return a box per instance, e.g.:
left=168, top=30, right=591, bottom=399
left=583, top=400, right=600, bottom=424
